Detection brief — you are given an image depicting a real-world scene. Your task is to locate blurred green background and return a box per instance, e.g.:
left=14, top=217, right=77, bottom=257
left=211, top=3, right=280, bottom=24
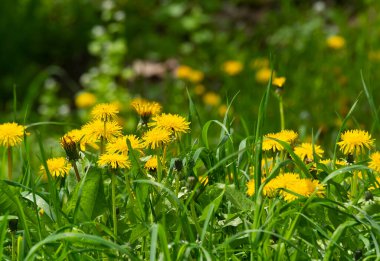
left=1, top=0, right=380, bottom=148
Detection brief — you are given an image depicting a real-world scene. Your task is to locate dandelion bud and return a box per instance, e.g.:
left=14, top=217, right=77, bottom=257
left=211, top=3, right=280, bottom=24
left=60, top=135, right=80, bottom=161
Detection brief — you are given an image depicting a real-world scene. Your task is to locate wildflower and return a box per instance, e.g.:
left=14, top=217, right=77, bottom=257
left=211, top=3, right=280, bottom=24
left=326, top=35, right=345, bottom=49
left=143, top=127, right=171, bottom=149
left=319, top=158, right=347, bottom=167
left=246, top=179, right=255, bottom=196
left=75, top=92, right=96, bottom=108
left=294, top=143, right=324, bottom=161
left=282, top=178, right=324, bottom=202
left=368, top=50, right=380, bottom=62
left=273, top=77, right=286, bottom=88
left=222, top=61, right=243, bottom=76
left=338, top=130, right=374, bottom=155
left=262, top=130, right=298, bottom=152
left=175, top=65, right=193, bottom=79
left=0, top=122, right=27, bottom=147
left=188, top=70, right=204, bottom=83
left=145, top=155, right=158, bottom=171
left=40, top=157, right=72, bottom=178
left=369, top=152, right=380, bottom=172
left=151, top=113, right=190, bottom=137
left=194, top=84, right=205, bottom=95
left=131, top=98, right=162, bottom=123
left=203, top=92, right=221, bottom=106
left=81, top=120, right=122, bottom=143
left=255, top=68, right=272, bottom=84
left=90, top=103, right=119, bottom=122
left=199, top=175, right=209, bottom=186
left=98, top=153, right=131, bottom=169
left=218, top=104, right=228, bottom=117
left=60, top=135, right=80, bottom=161
left=107, top=135, right=144, bottom=155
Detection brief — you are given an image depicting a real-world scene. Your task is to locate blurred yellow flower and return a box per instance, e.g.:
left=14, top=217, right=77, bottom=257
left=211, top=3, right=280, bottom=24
left=255, top=68, right=272, bottom=84
left=143, top=127, right=171, bottom=149
left=326, top=35, right=345, bottom=49
left=188, top=70, right=204, bottom=83
left=222, top=60, right=243, bottom=76
left=368, top=50, right=380, bottom=61
left=98, top=153, right=131, bottom=169
left=203, top=92, right=221, bottom=106
left=218, top=104, right=228, bottom=117
left=40, top=157, right=71, bottom=178
left=369, top=152, right=380, bottom=172
left=199, top=175, right=209, bottom=186
left=338, top=130, right=374, bottom=155
left=176, top=65, right=193, bottom=79
left=75, top=92, right=96, bottom=108
left=91, top=103, right=119, bottom=122
left=246, top=179, right=255, bottom=196
left=194, top=84, right=205, bottom=96
left=0, top=122, right=27, bottom=147
left=273, top=77, right=286, bottom=88
left=131, top=98, right=162, bottom=122
left=250, top=58, right=269, bottom=69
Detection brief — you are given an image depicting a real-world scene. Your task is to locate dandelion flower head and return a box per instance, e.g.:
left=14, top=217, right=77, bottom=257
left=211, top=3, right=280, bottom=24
left=262, top=130, right=298, bottom=152
left=90, top=103, right=119, bottom=122
left=246, top=179, right=255, bottom=196
left=273, top=77, right=286, bottom=88
left=131, top=98, right=162, bottom=121
left=98, top=153, right=131, bottom=169
left=151, top=113, right=190, bottom=137
left=75, top=92, right=97, bottom=108
left=255, top=68, right=273, bottom=84
left=107, top=135, right=144, bottom=155
left=0, top=122, right=27, bottom=147
left=145, top=155, right=158, bottom=171
left=222, top=60, right=243, bottom=76
left=40, top=157, right=71, bottom=178
left=294, top=143, right=324, bottom=161
left=338, top=130, right=374, bottom=155
left=81, top=120, right=122, bottom=143
left=369, top=152, right=380, bottom=172
left=326, top=35, right=345, bottom=50
left=203, top=92, right=221, bottom=107
left=143, top=127, right=171, bottom=149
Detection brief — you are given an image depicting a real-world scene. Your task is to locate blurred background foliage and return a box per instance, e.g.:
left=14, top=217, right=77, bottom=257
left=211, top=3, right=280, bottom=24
left=1, top=0, right=380, bottom=149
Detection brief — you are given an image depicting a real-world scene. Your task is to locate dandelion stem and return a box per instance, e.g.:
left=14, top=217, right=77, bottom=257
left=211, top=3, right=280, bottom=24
left=111, top=172, right=117, bottom=241
left=279, top=96, right=285, bottom=130
left=125, top=172, right=135, bottom=201
left=7, top=146, right=12, bottom=180
left=72, top=161, right=81, bottom=182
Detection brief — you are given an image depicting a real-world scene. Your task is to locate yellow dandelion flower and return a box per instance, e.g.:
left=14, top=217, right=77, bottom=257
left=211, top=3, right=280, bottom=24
left=0, top=122, right=27, bottom=147
left=370, top=176, right=380, bottom=190
left=151, top=113, right=190, bottom=137
left=250, top=58, right=269, bottom=69
left=199, top=175, right=209, bottom=186
left=320, top=158, right=347, bottom=168
left=218, top=104, right=228, bottom=117
left=176, top=65, right=193, bottom=79
left=60, top=135, right=80, bottom=161
left=106, top=135, right=144, bottom=155
left=246, top=179, right=255, bottom=196
left=98, top=153, right=131, bottom=169
left=194, top=84, right=205, bottom=95
left=145, top=155, right=158, bottom=171
left=188, top=70, right=204, bottom=83
left=326, top=35, right=345, bottom=49
left=81, top=120, right=122, bottom=143
left=131, top=98, right=162, bottom=122
left=273, top=77, right=286, bottom=88
left=143, top=127, right=171, bottom=149
left=262, top=130, right=298, bottom=152
left=90, top=103, right=119, bottom=122
left=222, top=61, right=243, bottom=76
left=40, top=157, right=71, bottom=178
left=369, top=152, right=380, bottom=172
left=75, top=92, right=96, bottom=108
left=203, top=92, right=221, bottom=107
left=282, top=178, right=324, bottom=202
left=294, top=143, right=324, bottom=161
left=255, top=68, right=273, bottom=84
left=337, top=130, right=374, bottom=155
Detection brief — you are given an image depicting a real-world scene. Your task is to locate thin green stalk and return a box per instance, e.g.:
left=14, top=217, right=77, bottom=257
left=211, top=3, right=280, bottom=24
left=279, top=96, right=285, bottom=130
left=72, top=161, right=81, bottom=182
left=11, top=232, right=16, bottom=261
left=111, top=172, right=117, bottom=241
left=7, top=146, right=12, bottom=180
left=17, top=236, right=23, bottom=261
left=125, top=172, right=135, bottom=201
